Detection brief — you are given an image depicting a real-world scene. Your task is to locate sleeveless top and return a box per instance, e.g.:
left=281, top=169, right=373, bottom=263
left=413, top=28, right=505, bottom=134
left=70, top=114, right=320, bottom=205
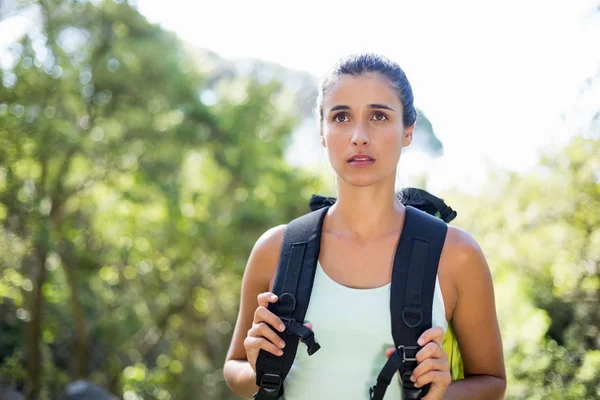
left=282, top=261, right=448, bottom=399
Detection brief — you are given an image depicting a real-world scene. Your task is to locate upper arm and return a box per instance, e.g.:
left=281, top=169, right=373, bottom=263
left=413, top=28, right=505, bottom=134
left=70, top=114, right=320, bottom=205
left=224, top=225, right=286, bottom=362
left=445, top=226, right=506, bottom=380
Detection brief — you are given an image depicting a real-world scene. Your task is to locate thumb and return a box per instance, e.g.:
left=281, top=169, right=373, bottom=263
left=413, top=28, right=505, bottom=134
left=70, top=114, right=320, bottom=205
left=385, top=347, right=396, bottom=359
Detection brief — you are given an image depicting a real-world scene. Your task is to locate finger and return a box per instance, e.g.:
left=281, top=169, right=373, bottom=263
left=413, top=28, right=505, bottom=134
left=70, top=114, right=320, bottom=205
left=416, top=342, right=447, bottom=363
left=385, top=347, right=395, bottom=359
left=257, top=292, right=278, bottom=308
left=418, top=326, right=445, bottom=348
left=254, top=306, right=285, bottom=332
left=245, top=337, right=284, bottom=357
left=411, top=358, right=449, bottom=382
left=253, top=322, right=286, bottom=349
left=413, top=370, right=451, bottom=390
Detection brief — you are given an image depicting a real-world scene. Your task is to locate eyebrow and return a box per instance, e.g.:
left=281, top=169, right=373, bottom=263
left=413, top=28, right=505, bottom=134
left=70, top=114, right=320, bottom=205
left=369, top=104, right=395, bottom=112
left=329, top=104, right=395, bottom=112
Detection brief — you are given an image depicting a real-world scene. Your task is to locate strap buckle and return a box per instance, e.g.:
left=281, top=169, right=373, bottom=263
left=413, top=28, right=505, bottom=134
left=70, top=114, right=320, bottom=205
left=398, top=345, right=424, bottom=399
left=301, top=330, right=321, bottom=355
left=398, top=345, right=419, bottom=362
left=280, top=317, right=321, bottom=355
left=257, top=373, right=282, bottom=398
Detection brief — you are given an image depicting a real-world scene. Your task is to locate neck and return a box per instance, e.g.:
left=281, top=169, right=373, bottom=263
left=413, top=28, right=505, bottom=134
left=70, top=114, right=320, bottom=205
left=327, top=176, right=405, bottom=241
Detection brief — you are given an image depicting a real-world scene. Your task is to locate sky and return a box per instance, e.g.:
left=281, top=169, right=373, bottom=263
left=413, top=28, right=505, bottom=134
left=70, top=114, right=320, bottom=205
left=2, top=0, right=599, bottom=194
left=135, top=0, right=600, bottom=194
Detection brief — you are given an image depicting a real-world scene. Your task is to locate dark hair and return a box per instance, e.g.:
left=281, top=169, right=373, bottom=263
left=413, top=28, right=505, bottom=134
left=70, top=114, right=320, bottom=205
left=316, top=53, right=417, bottom=128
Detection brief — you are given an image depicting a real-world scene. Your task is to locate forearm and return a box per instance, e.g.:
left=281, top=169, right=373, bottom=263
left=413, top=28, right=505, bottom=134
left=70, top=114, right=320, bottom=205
left=444, top=375, right=506, bottom=400
left=223, top=360, right=259, bottom=399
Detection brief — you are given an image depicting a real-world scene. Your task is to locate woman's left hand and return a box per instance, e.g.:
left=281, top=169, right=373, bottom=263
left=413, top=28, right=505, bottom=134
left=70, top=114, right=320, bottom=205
left=385, top=326, right=451, bottom=400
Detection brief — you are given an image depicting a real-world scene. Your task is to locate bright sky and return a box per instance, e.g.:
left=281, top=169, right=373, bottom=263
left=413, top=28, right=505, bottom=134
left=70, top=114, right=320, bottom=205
left=2, top=0, right=599, bottom=193
left=135, top=0, right=600, bottom=194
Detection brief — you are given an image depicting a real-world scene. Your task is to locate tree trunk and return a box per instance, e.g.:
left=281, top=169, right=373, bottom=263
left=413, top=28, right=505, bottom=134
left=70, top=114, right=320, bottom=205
left=63, top=259, right=89, bottom=379
left=26, top=241, right=48, bottom=400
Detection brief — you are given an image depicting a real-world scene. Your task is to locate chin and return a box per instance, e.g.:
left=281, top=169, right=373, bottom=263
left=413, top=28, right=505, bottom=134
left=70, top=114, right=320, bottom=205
left=339, top=173, right=382, bottom=188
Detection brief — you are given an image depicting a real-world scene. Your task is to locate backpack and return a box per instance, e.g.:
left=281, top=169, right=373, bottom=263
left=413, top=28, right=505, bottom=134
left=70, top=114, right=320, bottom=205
left=253, top=188, right=463, bottom=399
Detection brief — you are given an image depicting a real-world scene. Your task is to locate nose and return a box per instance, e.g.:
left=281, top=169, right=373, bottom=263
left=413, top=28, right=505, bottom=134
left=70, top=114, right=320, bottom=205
left=351, top=124, right=370, bottom=147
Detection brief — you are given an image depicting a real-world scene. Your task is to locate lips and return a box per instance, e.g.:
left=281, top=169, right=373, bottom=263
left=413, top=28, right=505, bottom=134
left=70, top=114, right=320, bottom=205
left=347, top=154, right=375, bottom=162
left=347, top=154, right=375, bottom=167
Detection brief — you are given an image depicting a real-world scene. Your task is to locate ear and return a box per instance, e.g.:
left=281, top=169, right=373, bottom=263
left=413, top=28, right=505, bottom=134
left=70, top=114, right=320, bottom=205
left=320, top=132, right=326, bottom=148
left=402, top=123, right=415, bottom=147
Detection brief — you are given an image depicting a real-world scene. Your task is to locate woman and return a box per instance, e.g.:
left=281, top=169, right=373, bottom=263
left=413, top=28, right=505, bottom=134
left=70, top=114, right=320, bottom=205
left=224, top=53, right=506, bottom=399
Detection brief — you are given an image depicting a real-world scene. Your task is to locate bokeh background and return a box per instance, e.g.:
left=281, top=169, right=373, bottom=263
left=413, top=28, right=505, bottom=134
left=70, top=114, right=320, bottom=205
left=1, top=0, right=599, bottom=399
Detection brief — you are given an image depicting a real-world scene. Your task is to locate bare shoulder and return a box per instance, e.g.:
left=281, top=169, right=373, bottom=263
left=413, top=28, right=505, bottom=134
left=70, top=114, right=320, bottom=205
left=440, top=225, right=506, bottom=381
left=438, top=225, right=492, bottom=320
left=224, top=225, right=287, bottom=364
left=244, top=224, right=287, bottom=290
left=254, top=224, right=287, bottom=255
left=443, top=225, right=486, bottom=268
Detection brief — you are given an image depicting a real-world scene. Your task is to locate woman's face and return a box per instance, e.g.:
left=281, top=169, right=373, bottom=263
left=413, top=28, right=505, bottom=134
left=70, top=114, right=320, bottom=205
left=321, top=73, right=414, bottom=188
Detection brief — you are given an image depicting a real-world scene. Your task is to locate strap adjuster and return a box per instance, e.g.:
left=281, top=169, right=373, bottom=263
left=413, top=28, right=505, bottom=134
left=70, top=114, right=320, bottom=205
left=398, top=345, right=419, bottom=362
left=257, top=373, right=282, bottom=398
left=302, top=331, right=321, bottom=355
left=280, top=317, right=321, bottom=355
left=398, top=345, right=424, bottom=399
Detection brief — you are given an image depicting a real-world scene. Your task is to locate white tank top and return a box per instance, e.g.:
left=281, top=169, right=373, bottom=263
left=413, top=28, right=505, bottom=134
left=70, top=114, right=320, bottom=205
left=282, top=261, right=447, bottom=399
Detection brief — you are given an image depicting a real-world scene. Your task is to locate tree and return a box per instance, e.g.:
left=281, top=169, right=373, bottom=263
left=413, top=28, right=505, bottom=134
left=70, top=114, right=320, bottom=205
left=444, top=118, right=600, bottom=398
left=0, top=1, right=321, bottom=398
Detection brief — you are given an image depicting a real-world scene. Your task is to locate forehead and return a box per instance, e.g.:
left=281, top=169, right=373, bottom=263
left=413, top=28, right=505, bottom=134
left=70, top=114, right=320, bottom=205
left=323, top=73, right=400, bottom=108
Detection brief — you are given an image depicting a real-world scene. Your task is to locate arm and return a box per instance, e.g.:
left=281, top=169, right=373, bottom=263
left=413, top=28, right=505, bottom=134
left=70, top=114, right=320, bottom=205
left=223, top=225, right=286, bottom=399
left=443, top=227, right=506, bottom=400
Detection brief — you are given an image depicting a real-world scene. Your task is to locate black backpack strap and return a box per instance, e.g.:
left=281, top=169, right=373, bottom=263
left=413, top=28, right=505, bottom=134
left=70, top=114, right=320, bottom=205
left=254, top=207, right=329, bottom=399
left=310, top=189, right=457, bottom=223
left=400, top=188, right=457, bottom=223
left=370, top=206, right=448, bottom=400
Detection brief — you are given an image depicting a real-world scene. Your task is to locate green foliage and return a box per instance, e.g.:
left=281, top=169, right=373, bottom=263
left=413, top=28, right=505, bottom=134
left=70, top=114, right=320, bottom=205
left=444, top=131, right=600, bottom=399
left=1, top=0, right=599, bottom=399
left=0, top=0, right=322, bottom=398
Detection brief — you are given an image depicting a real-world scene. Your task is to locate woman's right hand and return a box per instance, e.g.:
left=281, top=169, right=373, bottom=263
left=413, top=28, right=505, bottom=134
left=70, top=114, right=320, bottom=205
left=244, top=292, right=287, bottom=372
left=244, top=292, right=315, bottom=372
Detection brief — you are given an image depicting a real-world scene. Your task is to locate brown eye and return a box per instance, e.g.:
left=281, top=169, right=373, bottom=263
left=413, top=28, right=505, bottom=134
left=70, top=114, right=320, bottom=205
left=372, top=112, right=388, bottom=121
left=333, top=113, right=349, bottom=123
